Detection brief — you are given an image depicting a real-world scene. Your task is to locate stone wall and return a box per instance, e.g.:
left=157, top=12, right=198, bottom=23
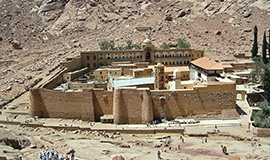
left=42, top=68, right=66, bottom=89
left=43, top=57, right=83, bottom=89
left=151, top=83, right=236, bottom=120
left=30, top=83, right=236, bottom=124
left=30, top=88, right=114, bottom=121
left=60, top=57, right=82, bottom=72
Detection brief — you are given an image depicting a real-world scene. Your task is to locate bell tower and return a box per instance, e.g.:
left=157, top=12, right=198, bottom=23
left=142, top=39, right=155, bottom=64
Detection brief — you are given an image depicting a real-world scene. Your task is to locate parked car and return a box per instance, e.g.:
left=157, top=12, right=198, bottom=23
left=253, top=86, right=260, bottom=91
left=257, top=85, right=263, bottom=89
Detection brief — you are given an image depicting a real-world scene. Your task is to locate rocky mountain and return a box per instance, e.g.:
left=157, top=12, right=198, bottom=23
left=0, top=0, right=270, bottom=104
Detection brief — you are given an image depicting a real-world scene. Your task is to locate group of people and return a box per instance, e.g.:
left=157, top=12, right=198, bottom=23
left=38, top=149, right=75, bottom=160
left=201, top=137, right=208, bottom=143
left=157, top=144, right=182, bottom=159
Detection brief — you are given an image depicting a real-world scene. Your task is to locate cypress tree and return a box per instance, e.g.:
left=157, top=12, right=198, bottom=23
left=262, top=31, right=268, bottom=64
left=263, top=67, right=270, bottom=102
left=251, top=26, right=258, bottom=57
left=269, top=30, right=270, bottom=62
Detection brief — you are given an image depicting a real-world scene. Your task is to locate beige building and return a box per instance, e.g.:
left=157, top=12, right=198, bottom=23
left=131, top=68, right=152, bottom=78
left=81, top=39, right=204, bottom=71
left=94, top=68, right=122, bottom=81
left=191, top=57, right=223, bottom=82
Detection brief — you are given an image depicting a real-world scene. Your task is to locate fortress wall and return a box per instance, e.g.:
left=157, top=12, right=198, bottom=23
left=61, top=57, right=83, bottom=72
left=30, top=83, right=236, bottom=124
left=43, top=57, right=83, bottom=89
left=92, top=89, right=114, bottom=121
left=30, top=88, right=83, bottom=119
left=42, top=68, right=66, bottom=89
left=30, top=88, right=114, bottom=121
left=150, top=83, right=236, bottom=120
left=113, top=88, right=145, bottom=124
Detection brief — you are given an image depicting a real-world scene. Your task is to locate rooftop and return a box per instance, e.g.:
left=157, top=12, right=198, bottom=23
left=110, top=76, right=155, bottom=87
left=165, top=66, right=190, bottom=72
left=191, top=57, right=223, bottom=70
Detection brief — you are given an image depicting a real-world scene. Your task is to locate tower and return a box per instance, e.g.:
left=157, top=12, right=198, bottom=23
left=142, top=39, right=155, bottom=64
left=154, top=63, right=165, bottom=90
left=173, top=69, right=181, bottom=90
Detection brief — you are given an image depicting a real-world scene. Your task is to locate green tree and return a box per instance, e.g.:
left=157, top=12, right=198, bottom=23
left=262, top=31, right=268, bottom=64
left=269, top=31, right=270, bottom=62
left=133, top=44, right=141, bottom=49
left=99, top=40, right=116, bottom=50
left=251, top=57, right=265, bottom=83
left=263, top=67, right=270, bottom=102
left=160, top=42, right=170, bottom=49
left=125, top=40, right=133, bottom=50
left=176, top=38, right=191, bottom=48
left=99, top=40, right=141, bottom=50
left=251, top=26, right=258, bottom=57
left=253, top=100, right=270, bottom=128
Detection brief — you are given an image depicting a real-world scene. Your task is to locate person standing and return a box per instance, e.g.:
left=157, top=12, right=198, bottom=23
left=157, top=150, right=161, bottom=159
left=71, top=150, right=75, bottom=160
left=178, top=144, right=181, bottom=150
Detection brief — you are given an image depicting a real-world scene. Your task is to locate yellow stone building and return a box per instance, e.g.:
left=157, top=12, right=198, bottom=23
left=81, top=39, right=204, bottom=71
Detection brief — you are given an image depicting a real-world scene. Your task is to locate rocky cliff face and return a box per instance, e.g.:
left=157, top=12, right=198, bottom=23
left=0, top=0, right=270, bottom=103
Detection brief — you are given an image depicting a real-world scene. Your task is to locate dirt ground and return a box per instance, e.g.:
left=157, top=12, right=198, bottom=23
left=0, top=113, right=270, bottom=160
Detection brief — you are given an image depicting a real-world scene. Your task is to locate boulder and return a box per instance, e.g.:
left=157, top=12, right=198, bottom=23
left=177, top=11, right=185, bottom=17
left=215, top=30, right=222, bottom=35
left=8, top=105, right=18, bottom=110
left=6, top=86, right=12, bottom=91
left=89, top=0, right=98, bottom=7
left=243, top=28, right=252, bottom=32
left=12, top=42, right=23, bottom=50
left=0, top=129, right=31, bottom=150
left=103, top=13, right=120, bottom=22
left=38, top=0, right=69, bottom=14
left=30, top=145, right=37, bottom=149
left=112, top=155, right=125, bottom=160
left=165, top=16, right=173, bottom=21
left=119, top=144, right=130, bottom=148
left=243, top=10, right=251, bottom=18
left=85, top=22, right=97, bottom=30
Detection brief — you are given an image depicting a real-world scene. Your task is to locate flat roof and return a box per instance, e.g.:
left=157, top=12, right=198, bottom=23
left=117, top=64, right=136, bottom=67
left=111, top=77, right=154, bottom=87
left=191, top=57, right=223, bottom=70
left=132, top=68, right=152, bottom=72
left=165, top=66, right=190, bottom=72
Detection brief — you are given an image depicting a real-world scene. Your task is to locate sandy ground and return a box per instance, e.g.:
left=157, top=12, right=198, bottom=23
left=0, top=110, right=270, bottom=160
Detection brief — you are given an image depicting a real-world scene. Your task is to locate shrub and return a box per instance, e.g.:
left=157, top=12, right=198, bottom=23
left=176, top=38, right=191, bottom=48
left=160, top=42, right=170, bottom=49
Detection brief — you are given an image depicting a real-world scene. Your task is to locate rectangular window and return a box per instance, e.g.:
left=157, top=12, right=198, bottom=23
left=93, top=56, right=96, bottom=60
left=100, top=72, right=102, bottom=74
left=87, top=56, right=90, bottom=60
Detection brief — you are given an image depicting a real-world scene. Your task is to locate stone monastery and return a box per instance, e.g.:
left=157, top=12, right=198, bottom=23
left=30, top=39, right=238, bottom=124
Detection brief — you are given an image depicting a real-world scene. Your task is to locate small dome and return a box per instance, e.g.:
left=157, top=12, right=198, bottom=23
left=143, top=38, right=152, bottom=44
left=157, top=63, right=163, bottom=67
